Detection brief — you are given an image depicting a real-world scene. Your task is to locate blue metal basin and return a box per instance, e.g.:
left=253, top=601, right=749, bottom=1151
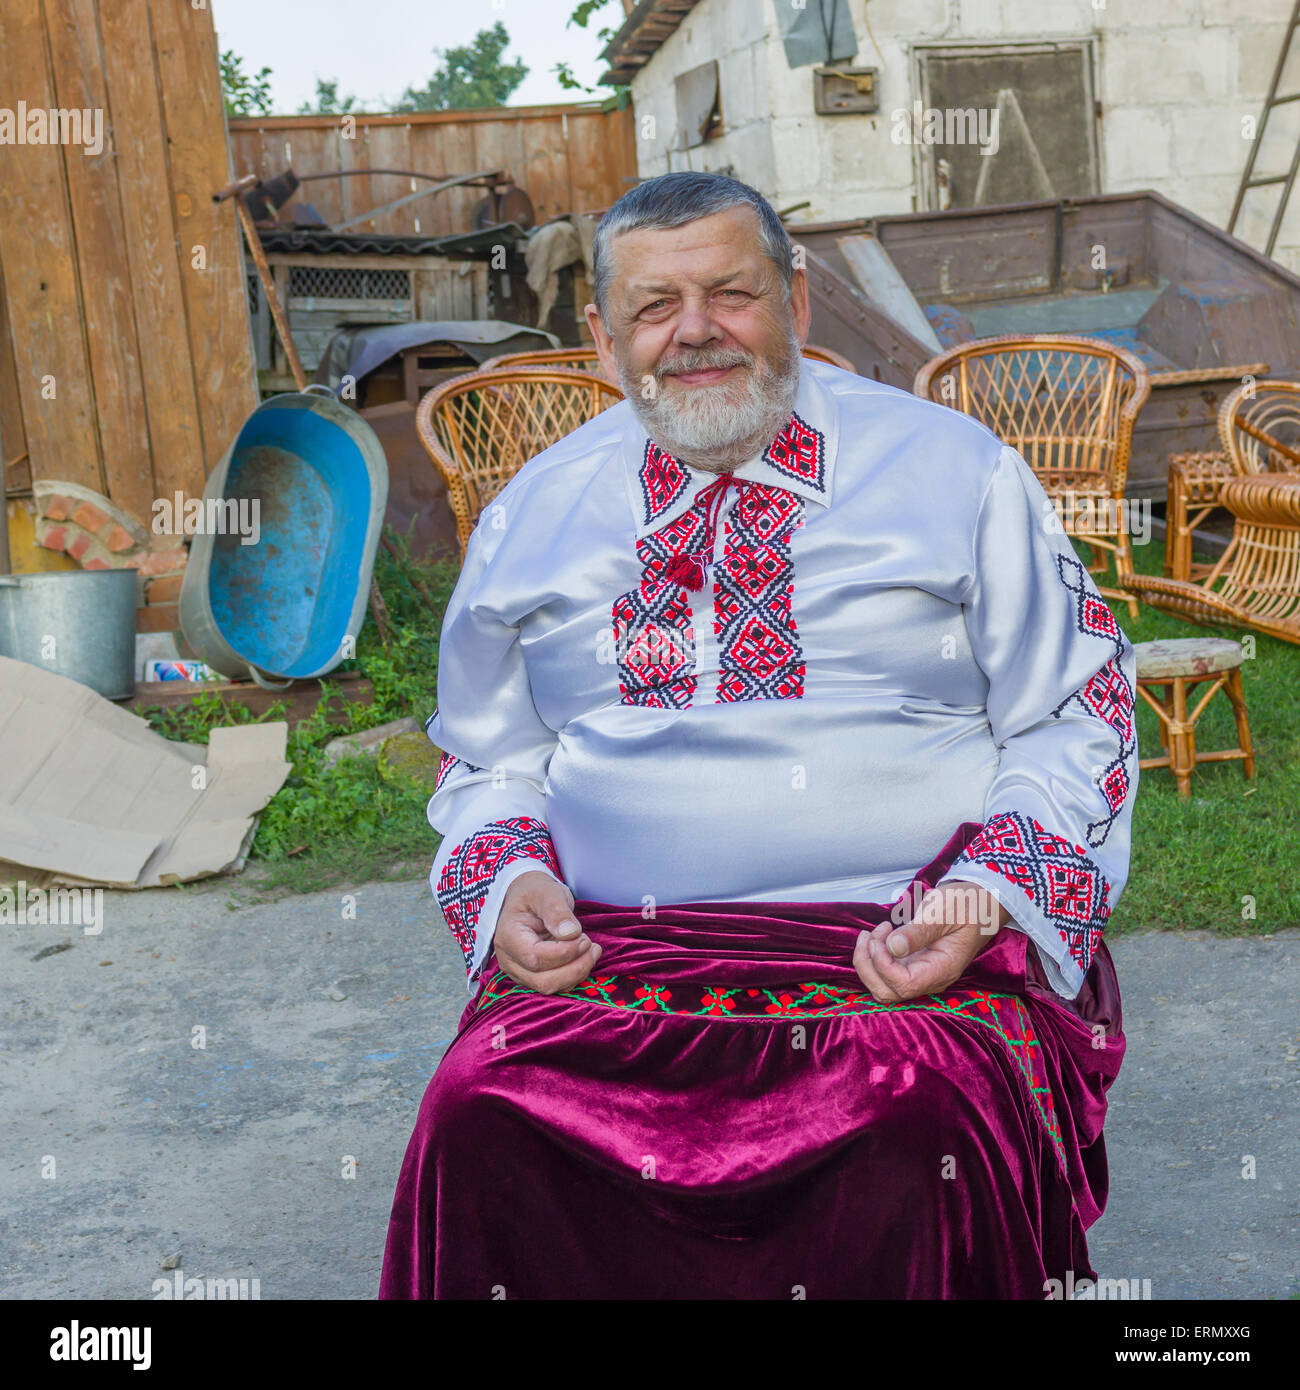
left=179, top=389, right=388, bottom=687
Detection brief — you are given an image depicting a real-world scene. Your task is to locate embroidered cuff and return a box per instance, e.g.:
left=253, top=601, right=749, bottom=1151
left=941, top=810, right=1113, bottom=998
left=434, top=816, right=562, bottom=986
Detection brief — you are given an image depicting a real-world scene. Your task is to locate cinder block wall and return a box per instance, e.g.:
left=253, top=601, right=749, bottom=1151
left=630, top=0, right=1299, bottom=266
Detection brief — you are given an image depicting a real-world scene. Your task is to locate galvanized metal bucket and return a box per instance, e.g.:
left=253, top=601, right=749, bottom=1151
left=0, top=568, right=138, bottom=699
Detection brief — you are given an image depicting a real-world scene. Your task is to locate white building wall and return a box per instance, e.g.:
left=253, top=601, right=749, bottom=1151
left=628, top=0, right=1300, bottom=265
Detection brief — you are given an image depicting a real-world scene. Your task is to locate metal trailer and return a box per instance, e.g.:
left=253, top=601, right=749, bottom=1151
left=793, top=190, right=1300, bottom=498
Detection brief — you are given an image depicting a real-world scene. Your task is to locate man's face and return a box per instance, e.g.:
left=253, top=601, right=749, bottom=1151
left=585, top=205, right=811, bottom=468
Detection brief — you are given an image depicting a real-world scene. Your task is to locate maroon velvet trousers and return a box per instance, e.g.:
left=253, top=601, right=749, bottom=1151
left=380, top=823, right=1124, bottom=1299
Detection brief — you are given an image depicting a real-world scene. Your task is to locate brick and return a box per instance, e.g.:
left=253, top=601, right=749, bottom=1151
left=83, top=556, right=110, bottom=570
left=997, top=0, right=1085, bottom=34
left=71, top=500, right=110, bottom=533
left=42, top=493, right=74, bottom=522
left=1236, top=23, right=1295, bottom=102
left=38, top=524, right=68, bottom=551
left=1104, top=109, right=1174, bottom=182
left=145, top=574, right=184, bottom=604
left=135, top=603, right=181, bottom=633
left=126, top=548, right=188, bottom=576
left=66, top=531, right=92, bottom=561
left=1103, top=34, right=1233, bottom=105
left=956, top=0, right=1001, bottom=35
left=105, top=523, right=136, bottom=554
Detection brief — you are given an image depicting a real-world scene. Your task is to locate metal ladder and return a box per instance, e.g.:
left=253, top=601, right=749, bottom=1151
left=1229, top=0, right=1300, bottom=256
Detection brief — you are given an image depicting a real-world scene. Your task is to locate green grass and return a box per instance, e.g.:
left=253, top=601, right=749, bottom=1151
left=1106, top=531, right=1299, bottom=937
left=137, top=527, right=459, bottom=903
left=142, top=523, right=1297, bottom=935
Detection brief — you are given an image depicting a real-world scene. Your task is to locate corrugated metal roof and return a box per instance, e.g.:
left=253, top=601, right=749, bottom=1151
left=256, top=223, right=529, bottom=258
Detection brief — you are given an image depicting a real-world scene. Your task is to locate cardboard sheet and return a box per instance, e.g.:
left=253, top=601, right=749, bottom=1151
left=0, top=656, right=291, bottom=889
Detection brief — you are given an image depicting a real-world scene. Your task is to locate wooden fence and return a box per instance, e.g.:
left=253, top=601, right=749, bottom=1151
left=0, top=11, right=636, bottom=524
left=227, top=103, right=638, bottom=239
left=0, top=0, right=256, bottom=523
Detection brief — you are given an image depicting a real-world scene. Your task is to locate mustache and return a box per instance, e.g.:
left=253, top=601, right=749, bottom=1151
left=656, top=346, right=754, bottom=378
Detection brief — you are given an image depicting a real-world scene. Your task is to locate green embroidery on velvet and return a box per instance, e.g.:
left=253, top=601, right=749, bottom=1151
left=471, top=970, right=1065, bottom=1164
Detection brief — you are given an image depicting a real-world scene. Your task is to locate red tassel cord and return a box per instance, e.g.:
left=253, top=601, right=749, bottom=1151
left=664, top=473, right=747, bottom=593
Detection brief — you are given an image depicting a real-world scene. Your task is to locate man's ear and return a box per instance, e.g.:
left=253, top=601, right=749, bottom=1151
left=789, top=268, right=811, bottom=348
left=585, top=303, right=618, bottom=384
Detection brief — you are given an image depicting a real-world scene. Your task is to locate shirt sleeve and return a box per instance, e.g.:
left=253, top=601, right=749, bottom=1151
left=424, top=525, right=564, bottom=992
left=937, top=444, right=1139, bottom=999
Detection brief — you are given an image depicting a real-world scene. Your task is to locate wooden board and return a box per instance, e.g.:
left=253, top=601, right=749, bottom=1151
left=336, top=121, right=372, bottom=229
left=363, top=125, right=414, bottom=236
left=0, top=0, right=102, bottom=494
left=45, top=0, right=153, bottom=521
left=147, top=0, right=257, bottom=476
left=98, top=0, right=206, bottom=512
left=0, top=1, right=258, bottom=531
left=129, top=670, right=375, bottom=728
left=0, top=255, right=29, bottom=493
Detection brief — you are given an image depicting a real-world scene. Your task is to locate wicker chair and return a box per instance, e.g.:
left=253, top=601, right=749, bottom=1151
left=1163, top=380, right=1300, bottom=582
left=914, top=334, right=1151, bottom=619
left=479, top=343, right=857, bottom=382
left=479, top=346, right=608, bottom=376
left=416, top=368, right=623, bottom=557
left=801, top=343, right=857, bottom=372
left=1123, top=474, right=1300, bottom=645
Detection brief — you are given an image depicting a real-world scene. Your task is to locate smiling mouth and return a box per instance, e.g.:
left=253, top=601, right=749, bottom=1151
left=665, top=365, right=740, bottom=386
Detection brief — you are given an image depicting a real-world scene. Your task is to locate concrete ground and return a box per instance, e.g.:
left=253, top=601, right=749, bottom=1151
left=1, top=870, right=1296, bottom=1301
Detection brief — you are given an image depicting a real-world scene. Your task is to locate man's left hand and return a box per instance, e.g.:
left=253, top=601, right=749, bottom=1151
left=852, top=879, right=1010, bottom=1003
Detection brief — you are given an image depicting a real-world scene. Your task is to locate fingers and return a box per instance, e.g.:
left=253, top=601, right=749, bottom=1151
left=882, top=890, right=950, bottom=961
left=533, top=877, right=582, bottom=941
left=496, top=913, right=597, bottom=973
left=853, top=923, right=905, bottom=1002
left=504, top=946, right=603, bottom=996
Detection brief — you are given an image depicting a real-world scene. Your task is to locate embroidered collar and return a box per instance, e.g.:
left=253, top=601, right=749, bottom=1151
left=623, top=359, right=840, bottom=538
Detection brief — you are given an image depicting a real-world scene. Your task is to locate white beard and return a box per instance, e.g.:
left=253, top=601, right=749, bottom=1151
left=619, top=331, right=802, bottom=472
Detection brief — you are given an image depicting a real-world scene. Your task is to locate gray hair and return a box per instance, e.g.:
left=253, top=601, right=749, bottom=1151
left=591, top=172, right=794, bottom=327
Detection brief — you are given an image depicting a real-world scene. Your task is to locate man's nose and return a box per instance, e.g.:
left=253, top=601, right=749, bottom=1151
left=673, top=298, right=723, bottom=347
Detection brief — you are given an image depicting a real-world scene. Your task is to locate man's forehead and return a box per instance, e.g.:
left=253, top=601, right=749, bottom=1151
left=607, top=206, right=770, bottom=288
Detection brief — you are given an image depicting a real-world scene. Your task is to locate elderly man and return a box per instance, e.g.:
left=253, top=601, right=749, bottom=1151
left=380, top=172, right=1134, bottom=1300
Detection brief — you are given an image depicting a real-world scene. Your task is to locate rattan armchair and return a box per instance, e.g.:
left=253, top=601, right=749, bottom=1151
left=479, top=343, right=858, bottom=383
left=479, top=346, right=609, bottom=376
left=801, top=343, right=857, bottom=372
left=416, top=368, right=623, bottom=558
left=1164, top=380, right=1300, bottom=582
left=1123, top=473, right=1300, bottom=645
left=914, top=334, right=1151, bottom=619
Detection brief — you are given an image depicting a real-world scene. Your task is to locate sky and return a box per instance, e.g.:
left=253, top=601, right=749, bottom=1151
left=212, top=0, right=623, bottom=114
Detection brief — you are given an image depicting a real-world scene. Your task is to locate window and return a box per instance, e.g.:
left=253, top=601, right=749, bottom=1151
left=912, top=43, right=1100, bottom=211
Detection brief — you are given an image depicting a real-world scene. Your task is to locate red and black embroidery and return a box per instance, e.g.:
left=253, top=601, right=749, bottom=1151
left=954, top=810, right=1111, bottom=975
left=1053, top=555, right=1136, bottom=846
left=638, top=440, right=692, bottom=527
left=763, top=410, right=827, bottom=492
left=433, top=751, right=483, bottom=794
left=612, top=503, right=710, bottom=708
left=623, top=419, right=822, bottom=707
left=436, top=817, right=560, bottom=972
left=715, top=485, right=806, bottom=701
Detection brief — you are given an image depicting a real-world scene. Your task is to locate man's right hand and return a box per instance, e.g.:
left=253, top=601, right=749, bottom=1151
left=491, top=870, right=602, bottom=994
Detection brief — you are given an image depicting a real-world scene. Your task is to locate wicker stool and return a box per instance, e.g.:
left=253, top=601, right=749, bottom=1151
left=1134, top=639, right=1255, bottom=797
